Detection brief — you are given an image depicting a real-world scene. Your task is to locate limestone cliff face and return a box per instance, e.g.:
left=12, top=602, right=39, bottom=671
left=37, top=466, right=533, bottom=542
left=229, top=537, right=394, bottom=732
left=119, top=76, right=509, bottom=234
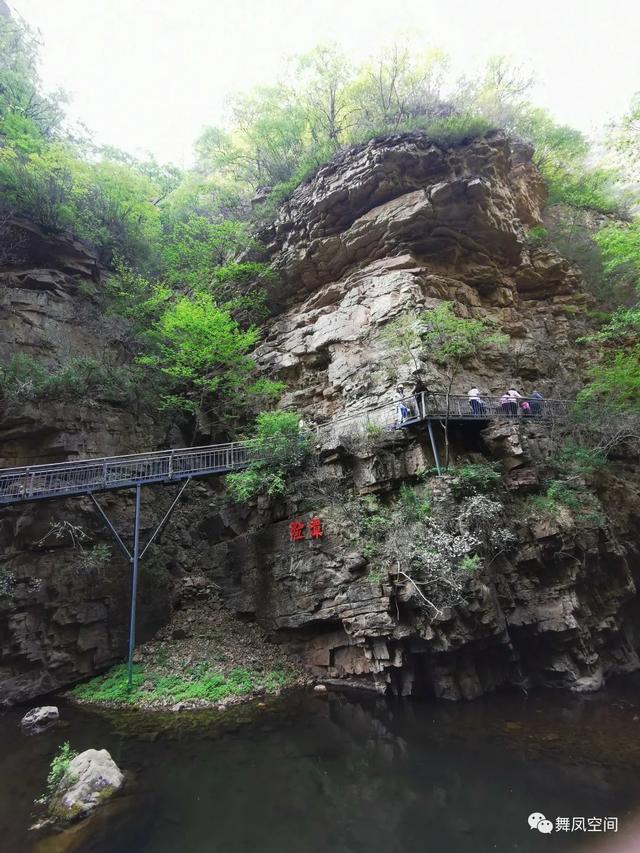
left=0, top=220, right=173, bottom=702
left=201, top=131, right=640, bottom=699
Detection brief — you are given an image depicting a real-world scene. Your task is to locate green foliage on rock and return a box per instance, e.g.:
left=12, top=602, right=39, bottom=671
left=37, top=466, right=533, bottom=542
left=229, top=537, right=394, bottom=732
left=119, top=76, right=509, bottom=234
left=226, top=411, right=310, bottom=502
left=0, top=17, right=635, bottom=433
left=138, top=292, right=282, bottom=418
left=449, top=463, right=502, bottom=498
left=333, top=478, right=513, bottom=615
left=45, top=743, right=78, bottom=799
left=0, top=353, right=143, bottom=404
left=420, top=302, right=508, bottom=370
left=580, top=348, right=640, bottom=409
left=552, top=441, right=606, bottom=478
left=578, top=307, right=640, bottom=410
left=524, top=479, right=605, bottom=529
left=595, top=221, right=640, bottom=296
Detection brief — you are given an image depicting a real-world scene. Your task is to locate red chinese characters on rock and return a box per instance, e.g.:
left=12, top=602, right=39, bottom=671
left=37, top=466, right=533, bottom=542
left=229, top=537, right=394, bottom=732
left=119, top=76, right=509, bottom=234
left=309, top=517, right=323, bottom=539
left=289, top=521, right=306, bottom=542
left=289, top=518, right=324, bottom=542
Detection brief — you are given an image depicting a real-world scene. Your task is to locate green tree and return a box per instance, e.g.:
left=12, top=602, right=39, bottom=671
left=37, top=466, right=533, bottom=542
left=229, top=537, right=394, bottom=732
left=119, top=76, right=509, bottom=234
left=608, top=92, right=640, bottom=182
left=0, top=15, right=66, bottom=138
left=140, top=292, right=281, bottom=430
left=196, top=86, right=311, bottom=189
left=294, top=45, right=356, bottom=153
left=454, top=55, right=533, bottom=131
left=579, top=307, right=640, bottom=410
left=579, top=348, right=640, bottom=409
left=595, top=220, right=640, bottom=298
left=348, top=42, right=449, bottom=137
left=161, top=216, right=250, bottom=292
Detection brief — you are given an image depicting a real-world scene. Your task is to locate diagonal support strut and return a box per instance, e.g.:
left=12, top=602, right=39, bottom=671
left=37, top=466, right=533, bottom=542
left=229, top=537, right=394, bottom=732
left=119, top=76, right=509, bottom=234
left=140, top=477, right=191, bottom=558
left=426, top=420, right=442, bottom=476
left=90, top=479, right=193, bottom=689
left=89, top=492, right=132, bottom=561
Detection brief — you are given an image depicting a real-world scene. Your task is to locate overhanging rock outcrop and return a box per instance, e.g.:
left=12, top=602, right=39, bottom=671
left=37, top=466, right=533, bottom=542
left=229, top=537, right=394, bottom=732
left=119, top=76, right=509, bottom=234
left=256, top=131, right=587, bottom=422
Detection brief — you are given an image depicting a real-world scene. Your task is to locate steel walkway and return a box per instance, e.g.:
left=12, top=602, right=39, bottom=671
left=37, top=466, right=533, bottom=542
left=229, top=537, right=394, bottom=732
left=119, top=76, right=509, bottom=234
left=0, top=391, right=571, bottom=687
left=0, top=394, right=571, bottom=507
left=0, top=442, right=252, bottom=506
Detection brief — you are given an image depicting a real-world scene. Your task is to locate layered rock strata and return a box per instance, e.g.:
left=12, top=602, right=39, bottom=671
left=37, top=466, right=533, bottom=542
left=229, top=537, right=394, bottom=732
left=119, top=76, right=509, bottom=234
left=201, top=131, right=640, bottom=698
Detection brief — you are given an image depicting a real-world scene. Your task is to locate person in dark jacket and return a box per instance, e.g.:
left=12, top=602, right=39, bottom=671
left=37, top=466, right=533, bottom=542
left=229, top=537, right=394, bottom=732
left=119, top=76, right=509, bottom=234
left=530, top=391, right=544, bottom=416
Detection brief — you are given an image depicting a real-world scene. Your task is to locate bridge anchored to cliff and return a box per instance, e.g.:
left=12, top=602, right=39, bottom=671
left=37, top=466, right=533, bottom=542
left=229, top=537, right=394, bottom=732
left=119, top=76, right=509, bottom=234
left=0, top=442, right=256, bottom=688
left=0, top=394, right=571, bottom=507
left=0, top=392, right=572, bottom=686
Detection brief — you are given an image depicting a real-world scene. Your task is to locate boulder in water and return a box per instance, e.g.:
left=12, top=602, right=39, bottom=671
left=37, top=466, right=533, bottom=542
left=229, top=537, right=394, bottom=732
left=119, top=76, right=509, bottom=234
left=50, top=748, right=124, bottom=822
left=20, top=706, right=59, bottom=734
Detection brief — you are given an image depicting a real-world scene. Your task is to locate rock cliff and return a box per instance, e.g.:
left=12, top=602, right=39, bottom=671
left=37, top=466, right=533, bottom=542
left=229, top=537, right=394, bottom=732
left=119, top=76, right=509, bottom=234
left=0, top=219, right=173, bottom=702
left=1, top=131, right=639, bottom=703
left=202, top=131, right=640, bottom=699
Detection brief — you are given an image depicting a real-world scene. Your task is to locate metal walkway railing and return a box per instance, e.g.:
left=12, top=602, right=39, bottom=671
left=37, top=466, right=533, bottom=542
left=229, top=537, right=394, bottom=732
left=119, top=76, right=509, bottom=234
left=0, top=391, right=574, bottom=689
left=0, top=442, right=252, bottom=506
left=0, top=394, right=571, bottom=507
left=315, top=393, right=571, bottom=441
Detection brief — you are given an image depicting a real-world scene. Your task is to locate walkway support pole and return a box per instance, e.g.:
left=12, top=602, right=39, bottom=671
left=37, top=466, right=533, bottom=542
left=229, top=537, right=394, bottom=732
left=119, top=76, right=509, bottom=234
left=426, top=420, right=442, bottom=476
left=127, top=484, right=142, bottom=689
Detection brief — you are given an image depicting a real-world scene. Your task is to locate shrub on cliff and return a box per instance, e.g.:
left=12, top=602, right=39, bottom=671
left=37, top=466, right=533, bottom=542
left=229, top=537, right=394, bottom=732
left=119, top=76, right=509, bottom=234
left=226, top=411, right=310, bottom=502
left=379, top=303, right=508, bottom=466
left=449, top=463, right=501, bottom=498
left=331, top=482, right=513, bottom=616
left=138, top=292, right=283, bottom=421
left=0, top=353, right=144, bottom=404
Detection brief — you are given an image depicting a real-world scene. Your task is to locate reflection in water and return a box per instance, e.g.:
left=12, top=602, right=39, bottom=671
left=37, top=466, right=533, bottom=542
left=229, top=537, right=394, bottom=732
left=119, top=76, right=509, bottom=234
left=2, top=679, right=640, bottom=852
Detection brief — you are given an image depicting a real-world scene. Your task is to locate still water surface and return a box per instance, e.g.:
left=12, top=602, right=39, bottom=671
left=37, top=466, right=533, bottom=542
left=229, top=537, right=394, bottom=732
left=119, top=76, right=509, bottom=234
left=2, top=681, right=640, bottom=853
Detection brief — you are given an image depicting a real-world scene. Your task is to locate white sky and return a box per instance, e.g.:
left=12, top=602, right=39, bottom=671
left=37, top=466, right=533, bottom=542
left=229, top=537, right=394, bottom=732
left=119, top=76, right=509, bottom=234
left=9, top=0, right=640, bottom=166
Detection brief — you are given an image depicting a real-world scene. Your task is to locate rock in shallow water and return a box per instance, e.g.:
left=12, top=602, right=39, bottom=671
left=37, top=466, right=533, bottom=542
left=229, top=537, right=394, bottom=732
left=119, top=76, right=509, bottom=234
left=20, top=706, right=59, bottom=734
left=50, top=748, right=124, bottom=822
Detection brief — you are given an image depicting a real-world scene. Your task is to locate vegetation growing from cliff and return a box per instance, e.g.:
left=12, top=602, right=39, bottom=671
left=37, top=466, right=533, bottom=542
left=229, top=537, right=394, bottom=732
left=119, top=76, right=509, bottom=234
left=195, top=46, right=615, bottom=218
left=0, top=353, right=145, bottom=405
left=380, top=304, right=508, bottom=465
left=137, top=292, right=282, bottom=419
left=332, top=478, right=513, bottom=616
left=578, top=300, right=640, bottom=425
left=448, top=463, right=502, bottom=498
left=524, top=480, right=605, bottom=529
left=227, top=412, right=310, bottom=501
left=1, top=10, right=638, bottom=440
left=0, top=15, right=621, bottom=269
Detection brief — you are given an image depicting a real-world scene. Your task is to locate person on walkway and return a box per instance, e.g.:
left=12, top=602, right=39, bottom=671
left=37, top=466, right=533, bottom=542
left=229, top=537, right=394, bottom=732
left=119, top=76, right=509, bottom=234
left=467, top=387, right=486, bottom=415
left=411, top=372, right=430, bottom=419
left=500, top=389, right=519, bottom=417
left=530, top=391, right=544, bottom=417
left=509, top=388, right=524, bottom=416
left=395, top=384, right=411, bottom=424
